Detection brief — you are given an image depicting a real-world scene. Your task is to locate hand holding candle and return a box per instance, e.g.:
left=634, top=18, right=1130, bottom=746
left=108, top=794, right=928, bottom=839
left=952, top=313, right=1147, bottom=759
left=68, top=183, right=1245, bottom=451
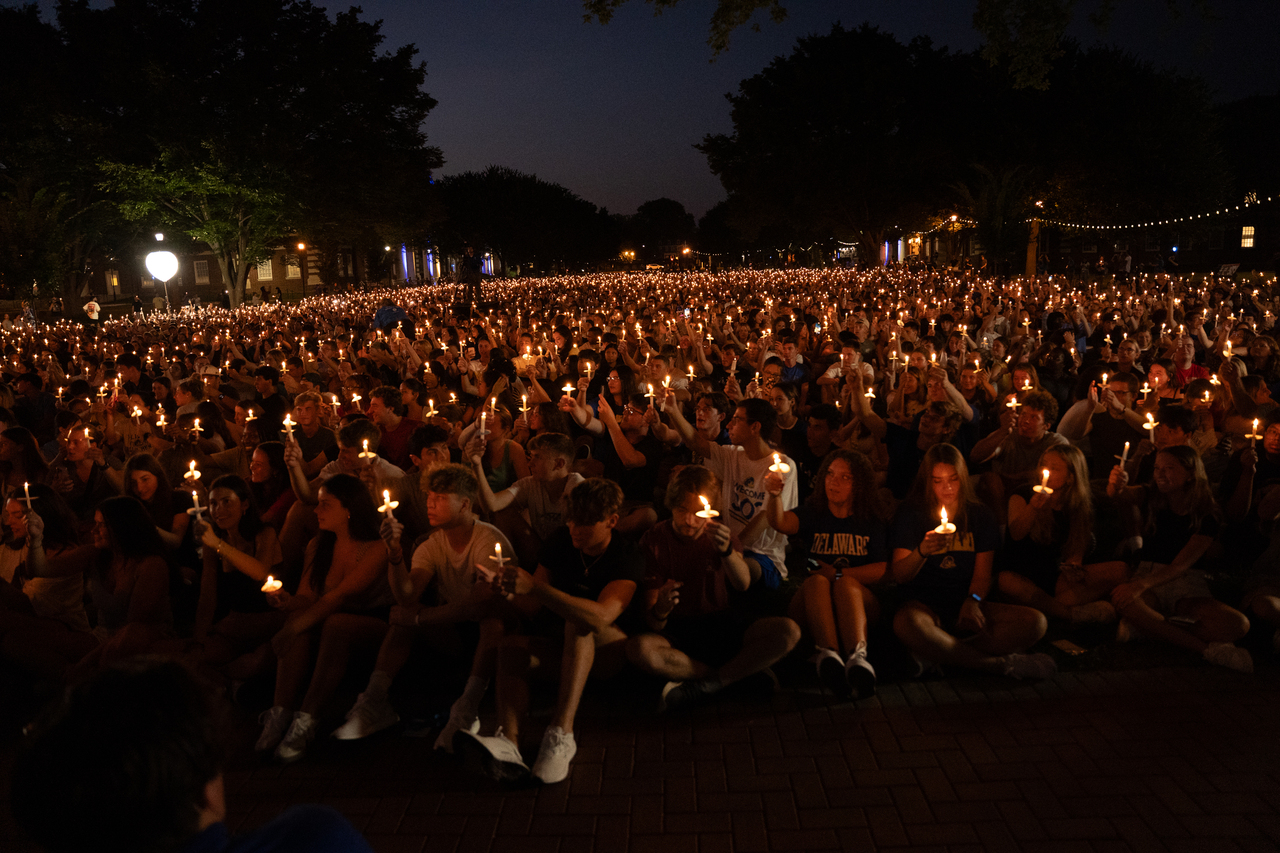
left=261, top=575, right=283, bottom=593
left=378, top=488, right=399, bottom=520
left=282, top=413, right=296, bottom=442
left=934, top=507, right=956, bottom=535
left=768, top=452, right=790, bottom=474
left=1033, top=468, right=1053, bottom=495
left=695, top=494, right=719, bottom=518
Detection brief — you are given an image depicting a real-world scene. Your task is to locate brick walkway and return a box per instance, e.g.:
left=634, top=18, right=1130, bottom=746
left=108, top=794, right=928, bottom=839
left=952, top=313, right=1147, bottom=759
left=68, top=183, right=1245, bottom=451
left=5, top=658, right=1280, bottom=853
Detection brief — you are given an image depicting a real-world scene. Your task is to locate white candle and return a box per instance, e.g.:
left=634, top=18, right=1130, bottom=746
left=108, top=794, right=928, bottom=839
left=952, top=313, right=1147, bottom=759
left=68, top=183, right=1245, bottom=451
left=191, top=490, right=203, bottom=517
left=1144, top=413, right=1156, bottom=431
left=768, top=452, right=790, bottom=473
left=1121, top=441, right=1130, bottom=466
left=378, top=488, right=399, bottom=519
left=935, top=507, right=956, bottom=535
left=282, top=413, right=296, bottom=442
left=359, top=438, right=376, bottom=459
left=695, top=494, right=719, bottom=519
left=22, top=481, right=31, bottom=510
left=489, top=541, right=507, bottom=568
left=479, top=409, right=487, bottom=434
left=1033, top=468, right=1053, bottom=495
left=1249, top=418, right=1261, bottom=446
left=261, top=575, right=283, bottom=593
left=184, top=461, right=201, bottom=482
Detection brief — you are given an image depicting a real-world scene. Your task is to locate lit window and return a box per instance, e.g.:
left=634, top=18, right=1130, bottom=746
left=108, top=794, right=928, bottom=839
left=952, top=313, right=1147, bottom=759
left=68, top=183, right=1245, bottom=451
left=286, top=261, right=300, bottom=279
left=194, top=260, right=209, bottom=285
left=1241, top=226, right=1255, bottom=248
left=257, top=259, right=273, bottom=281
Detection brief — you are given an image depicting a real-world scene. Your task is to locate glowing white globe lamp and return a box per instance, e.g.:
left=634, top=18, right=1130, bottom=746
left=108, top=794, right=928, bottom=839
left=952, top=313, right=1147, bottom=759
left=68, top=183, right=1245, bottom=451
left=145, top=235, right=179, bottom=311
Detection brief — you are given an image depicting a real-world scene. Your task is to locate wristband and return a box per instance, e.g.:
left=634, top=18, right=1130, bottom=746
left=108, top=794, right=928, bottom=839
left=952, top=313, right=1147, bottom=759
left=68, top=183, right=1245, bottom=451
left=717, top=544, right=733, bottom=558
left=970, top=593, right=983, bottom=603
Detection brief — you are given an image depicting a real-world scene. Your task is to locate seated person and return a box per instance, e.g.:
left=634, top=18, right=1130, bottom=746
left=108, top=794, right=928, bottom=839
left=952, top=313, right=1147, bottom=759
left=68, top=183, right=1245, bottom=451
left=996, top=445, right=1128, bottom=623
left=890, top=444, right=1056, bottom=679
left=0, top=484, right=97, bottom=679
left=255, top=474, right=391, bottom=763
left=12, top=659, right=372, bottom=853
left=764, top=449, right=888, bottom=699
left=629, top=465, right=800, bottom=710
left=970, top=389, right=1067, bottom=522
left=455, top=478, right=642, bottom=785
left=1106, top=445, right=1253, bottom=671
left=187, top=475, right=285, bottom=677
left=470, top=431, right=583, bottom=568
left=332, top=465, right=524, bottom=754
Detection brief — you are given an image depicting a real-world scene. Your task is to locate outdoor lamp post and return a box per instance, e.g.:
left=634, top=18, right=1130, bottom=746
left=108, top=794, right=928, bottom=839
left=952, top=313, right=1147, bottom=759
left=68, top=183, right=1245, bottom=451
left=145, top=234, right=178, bottom=312
left=297, top=242, right=308, bottom=298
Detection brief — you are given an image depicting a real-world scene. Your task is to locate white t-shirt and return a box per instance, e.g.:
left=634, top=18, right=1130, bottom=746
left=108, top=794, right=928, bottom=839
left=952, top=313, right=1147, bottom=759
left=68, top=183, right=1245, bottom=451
left=704, top=442, right=797, bottom=577
left=411, top=520, right=513, bottom=605
left=505, top=473, right=585, bottom=540
left=83, top=301, right=100, bottom=320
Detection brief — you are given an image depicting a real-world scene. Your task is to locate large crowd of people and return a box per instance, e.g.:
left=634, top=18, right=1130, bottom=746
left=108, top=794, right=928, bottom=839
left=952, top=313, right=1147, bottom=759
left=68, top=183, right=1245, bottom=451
left=1, top=267, right=1277, bottom=789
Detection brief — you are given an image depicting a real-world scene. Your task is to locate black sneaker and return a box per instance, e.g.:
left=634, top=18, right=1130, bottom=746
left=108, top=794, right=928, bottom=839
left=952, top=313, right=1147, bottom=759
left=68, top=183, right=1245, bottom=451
left=658, top=678, right=719, bottom=712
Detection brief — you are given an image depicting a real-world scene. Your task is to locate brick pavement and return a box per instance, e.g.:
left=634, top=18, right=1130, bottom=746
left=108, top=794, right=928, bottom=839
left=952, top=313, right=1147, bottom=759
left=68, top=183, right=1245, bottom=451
left=4, top=659, right=1280, bottom=853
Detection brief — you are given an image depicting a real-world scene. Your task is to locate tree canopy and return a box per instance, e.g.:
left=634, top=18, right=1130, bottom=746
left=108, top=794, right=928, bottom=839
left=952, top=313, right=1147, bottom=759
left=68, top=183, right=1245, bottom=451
left=0, top=0, right=442, bottom=304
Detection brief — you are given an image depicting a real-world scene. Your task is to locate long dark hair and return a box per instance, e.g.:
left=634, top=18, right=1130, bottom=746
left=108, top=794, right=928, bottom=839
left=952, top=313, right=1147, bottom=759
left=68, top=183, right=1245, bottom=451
left=309, top=474, right=381, bottom=594
left=805, top=448, right=885, bottom=521
left=3, top=426, right=49, bottom=481
left=124, top=453, right=175, bottom=526
left=248, top=441, right=289, bottom=510
left=96, top=496, right=167, bottom=563
left=194, top=400, right=235, bottom=448
left=5, top=483, right=79, bottom=551
left=207, top=474, right=265, bottom=542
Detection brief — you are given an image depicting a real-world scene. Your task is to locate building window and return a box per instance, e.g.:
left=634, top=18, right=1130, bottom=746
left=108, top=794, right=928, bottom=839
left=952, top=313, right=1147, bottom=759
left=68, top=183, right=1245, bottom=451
left=257, top=259, right=273, bottom=281
left=194, top=260, right=209, bottom=285
left=286, top=261, right=300, bottom=279
left=1242, top=226, right=1255, bottom=248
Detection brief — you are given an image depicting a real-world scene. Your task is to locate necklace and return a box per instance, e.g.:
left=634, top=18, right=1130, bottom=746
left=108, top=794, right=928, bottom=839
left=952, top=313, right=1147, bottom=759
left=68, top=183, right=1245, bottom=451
left=579, top=547, right=606, bottom=574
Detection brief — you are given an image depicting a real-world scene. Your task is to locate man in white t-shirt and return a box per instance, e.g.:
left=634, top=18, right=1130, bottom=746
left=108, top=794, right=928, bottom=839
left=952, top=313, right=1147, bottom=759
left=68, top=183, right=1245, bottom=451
left=332, top=464, right=528, bottom=750
left=82, top=298, right=101, bottom=327
left=664, top=394, right=797, bottom=589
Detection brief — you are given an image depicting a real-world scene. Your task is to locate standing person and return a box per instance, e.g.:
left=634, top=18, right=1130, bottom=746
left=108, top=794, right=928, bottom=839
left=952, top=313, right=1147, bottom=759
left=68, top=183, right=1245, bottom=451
left=455, top=479, right=642, bottom=785
left=459, top=246, right=483, bottom=308
left=82, top=295, right=101, bottom=330
left=889, top=444, right=1055, bottom=679
left=131, top=294, right=143, bottom=315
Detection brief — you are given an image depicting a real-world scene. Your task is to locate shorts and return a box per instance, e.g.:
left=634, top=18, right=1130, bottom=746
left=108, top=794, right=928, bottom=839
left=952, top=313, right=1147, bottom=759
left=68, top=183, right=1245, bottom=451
left=660, top=611, right=752, bottom=669
left=744, top=551, right=783, bottom=591
left=1134, top=561, right=1213, bottom=615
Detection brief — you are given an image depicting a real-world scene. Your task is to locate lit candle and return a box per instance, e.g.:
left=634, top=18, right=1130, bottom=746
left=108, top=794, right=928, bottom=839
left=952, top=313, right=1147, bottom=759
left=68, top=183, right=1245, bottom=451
left=191, top=419, right=201, bottom=439
left=426, top=398, right=438, bottom=418
left=729, top=357, right=737, bottom=374
left=1120, top=441, right=1130, bottom=466
left=190, top=490, right=203, bottom=518
left=351, top=392, right=362, bottom=407
left=1249, top=418, right=1262, bottom=447
left=1144, top=413, right=1157, bottom=432
left=864, top=387, right=875, bottom=399
left=281, top=413, right=295, bottom=442
left=378, top=488, right=399, bottom=519
left=22, top=481, right=31, bottom=510
left=260, top=575, right=283, bottom=593
left=479, top=409, right=487, bottom=435
left=646, top=383, right=656, bottom=407
left=695, top=494, right=719, bottom=518
left=934, top=507, right=956, bottom=535
left=184, top=460, right=201, bottom=483
left=584, top=362, right=592, bottom=380
left=561, top=382, right=575, bottom=397
left=1033, top=468, right=1053, bottom=495
left=768, top=452, right=790, bottom=474
left=359, top=438, right=376, bottom=459
left=489, top=541, right=507, bottom=569
left=687, top=365, right=695, bottom=381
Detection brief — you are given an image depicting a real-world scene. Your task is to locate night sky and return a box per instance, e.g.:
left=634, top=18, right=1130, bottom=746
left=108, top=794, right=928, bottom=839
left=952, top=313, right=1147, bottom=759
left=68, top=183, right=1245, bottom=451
left=39, top=0, right=1280, bottom=217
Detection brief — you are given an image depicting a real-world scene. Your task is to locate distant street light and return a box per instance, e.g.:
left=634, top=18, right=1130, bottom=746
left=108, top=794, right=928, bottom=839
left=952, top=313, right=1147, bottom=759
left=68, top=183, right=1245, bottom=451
left=145, top=234, right=178, bottom=312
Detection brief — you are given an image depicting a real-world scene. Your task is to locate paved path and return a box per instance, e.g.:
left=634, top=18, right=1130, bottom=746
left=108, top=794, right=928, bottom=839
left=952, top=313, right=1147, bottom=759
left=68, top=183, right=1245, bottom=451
left=5, top=659, right=1280, bottom=853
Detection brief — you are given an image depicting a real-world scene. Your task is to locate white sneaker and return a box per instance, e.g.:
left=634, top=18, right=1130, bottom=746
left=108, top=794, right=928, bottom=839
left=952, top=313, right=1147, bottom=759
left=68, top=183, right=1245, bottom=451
left=1070, top=600, right=1118, bottom=624
left=274, top=711, right=319, bottom=763
left=453, top=727, right=530, bottom=782
left=812, top=648, right=849, bottom=699
left=1203, top=642, right=1254, bottom=673
left=1002, top=652, right=1058, bottom=680
left=255, top=705, right=291, bottom=752
left=332, top=691, right=400, bottom=740
left=531, top=726, right=577, bottom=784
left=434, top=714, right=480, bottom=753
left=845, top=644, right=877, bottom=699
